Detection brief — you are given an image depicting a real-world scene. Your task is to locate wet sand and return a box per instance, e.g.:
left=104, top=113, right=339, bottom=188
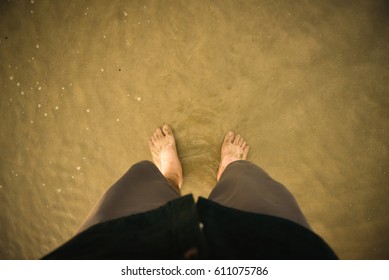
left=0, top=0, right=388, bottom=259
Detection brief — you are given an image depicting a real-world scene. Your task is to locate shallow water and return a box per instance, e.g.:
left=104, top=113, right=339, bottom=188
left=0, top=0, right=388, bottom=259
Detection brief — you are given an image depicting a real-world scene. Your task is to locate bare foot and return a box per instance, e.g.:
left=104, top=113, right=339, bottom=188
left=217, top=131, right=250, bottom=181
left=149, top=124, right=183, bottom=189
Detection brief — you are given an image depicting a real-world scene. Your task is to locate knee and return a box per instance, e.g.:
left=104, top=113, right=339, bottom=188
left=226, top=160, right=269, bottom=177
left=111, top=161, right=159, bottom=190
left=129, top=160, right=156, bottom=173
left=132, top=160, right=155, bottom=168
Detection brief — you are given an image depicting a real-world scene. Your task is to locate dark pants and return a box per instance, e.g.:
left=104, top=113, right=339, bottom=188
left=77, top=160, right=310, bottom=233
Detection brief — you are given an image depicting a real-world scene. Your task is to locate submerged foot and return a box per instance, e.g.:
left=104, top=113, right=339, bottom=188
left=149, top=124, right=183, bottom=189
left=217, top=131, right=250, bottom=181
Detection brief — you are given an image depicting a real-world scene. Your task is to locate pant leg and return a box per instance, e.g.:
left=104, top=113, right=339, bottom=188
left=76, top=160, right=180, bottom=233
left=208, top=160, right=311, bottom=229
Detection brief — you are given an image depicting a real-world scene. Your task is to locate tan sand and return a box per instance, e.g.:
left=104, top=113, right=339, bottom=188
left=0, top=0, right=388, bottom=259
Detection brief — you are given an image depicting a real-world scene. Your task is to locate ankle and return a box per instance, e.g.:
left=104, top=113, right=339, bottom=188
left=166, top=177, right=181, bottom=190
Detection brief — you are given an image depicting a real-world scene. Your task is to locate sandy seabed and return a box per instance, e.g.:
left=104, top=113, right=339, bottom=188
left=0, top=0, right=388, bottom=259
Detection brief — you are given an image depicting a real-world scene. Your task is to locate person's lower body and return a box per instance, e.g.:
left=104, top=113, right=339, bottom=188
left=76, top=159, right=310, bottom=233
left=208, top=160, right=310, bottom=229
left=76, top=160, right=180, bottom=233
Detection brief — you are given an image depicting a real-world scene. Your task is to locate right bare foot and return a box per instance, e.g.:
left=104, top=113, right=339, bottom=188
left=216, top=131, right=250, bottom=181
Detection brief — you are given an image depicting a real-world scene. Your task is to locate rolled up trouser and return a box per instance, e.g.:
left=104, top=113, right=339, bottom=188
left=77, top=160, right=310, bottom=234
left=76, top=160, right=180, bottom=233
left=208, top=160, right=310, bottom=229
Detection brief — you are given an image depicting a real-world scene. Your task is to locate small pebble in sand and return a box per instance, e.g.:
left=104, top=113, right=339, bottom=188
left=16, top=82, right=20, bottom=87
left=136, top=96, right=142, bottom=101
left=30, top=10, right=34, bottom=14
left=44, top=113, right=47, bottom=117
left=86, top=108, right=90, bottom=113
left=103, top=35, right=106, bottom=39
left=38, top=86, right=42, bottom=91
left=21, top=91, right=25, bottom=95
left=71, top=175, right=75, bottom=179
left=9, top=76, right=13, bottom=80
left=55, top=106, right=59, bottom=110
left=31, top=0, right=34, bottom=3
left=123, top=11, right=128, bottom=17
left=36, top=44, right=39, bottom=49
left=100, top=68, right=104, bottom=72
left=76, top=166, right=81, bottom=171
left=0, top=185, right=3, bottom=189
left=62, top=86, right=65, bottom=90
left=42, top=183, right=45, bottom=186
left=116, top=118, right=120, bottom=122
left=37, top=104, right=41, bottom=108
left=30, top=120, right=34, bottom=124
left=57, top=189, right=61, bottom=193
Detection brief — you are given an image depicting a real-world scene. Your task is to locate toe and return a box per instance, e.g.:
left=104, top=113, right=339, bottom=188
left=148, top=139, right=154, bottom=148
left=224, top=131, right=235, bottom=143
left=238, top=136, right=244, bottom=146
left=162, top=124, right=173, bottom=135
left=156, top=128, right=164, bottom=138
left=153, top=131, right=159, bottom=140
left=234, top=134, right=241, bottom=145
left=242, top=145, right=250, bottom=159
left=241, top=141, right=247, bottom=148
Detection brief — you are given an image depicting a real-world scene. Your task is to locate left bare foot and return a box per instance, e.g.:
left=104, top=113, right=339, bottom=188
left=149, top=124, right=183, bottom=189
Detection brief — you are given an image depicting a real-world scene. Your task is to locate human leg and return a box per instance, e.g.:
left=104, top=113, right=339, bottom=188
left=208, top=131, right=310, bottom=229
left=76, top=124, right=183, bottom=233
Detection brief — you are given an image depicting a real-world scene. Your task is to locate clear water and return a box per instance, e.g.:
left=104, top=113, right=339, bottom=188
left=0, top=0, right=388, bottom=259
